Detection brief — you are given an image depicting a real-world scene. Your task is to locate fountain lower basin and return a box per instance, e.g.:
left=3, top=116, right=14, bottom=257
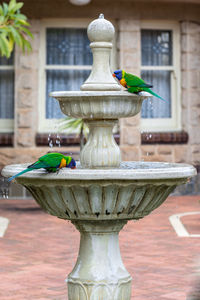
left=2, top=162, right=196, bottom=221
left=2, top=162, right=196, bottom=299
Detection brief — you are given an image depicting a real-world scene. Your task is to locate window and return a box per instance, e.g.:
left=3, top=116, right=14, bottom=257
left=0, top=54, right=14, bottom=132
left=140, top=21, right=180, bottom=132
left=39, top=20, right=93, bottom=132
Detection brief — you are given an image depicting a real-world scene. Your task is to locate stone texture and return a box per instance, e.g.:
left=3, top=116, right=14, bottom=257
left=189, top=127, right=200, bottom=144
left=141, top=145, right=156, bottom=157
left=118, top=20, right=140, bottom=32
left=16, top=69, right=38, bottom=90
left=17, top=88, right=37, bottom=108
left=16, top=129, right=35, bottom=147
left=121, top=127, right=141, bottom=146
left=123, top=115, right=140, bottom=127
left=119, top=18, right=141, bottom=160
left=191, top=145, right=200, bottom=165
left=119, top=31, right=140, bottom=52
left=180, top=20, right=200, bottom=166
left=14, top=19, right=40, bottom=148
left=156, top=145, right=173, bottom=156
left=120, top=146, right=140, bottom=161
left=17, top=109, right=33, bottom=128
left=18, top=51, right=39, bottom=70
left=181, top=21, right=200, bottom=34
left=174, top=145, right=190, bottom=163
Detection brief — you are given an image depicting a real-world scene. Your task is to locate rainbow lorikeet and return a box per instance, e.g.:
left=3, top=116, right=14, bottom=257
left=113, top=69, right=165, bottom=101
left=8, top=153, right=76, bottom=182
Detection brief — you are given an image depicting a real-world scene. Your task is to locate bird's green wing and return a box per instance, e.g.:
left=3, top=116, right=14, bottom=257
left=38, top=153, right=64, bottom=168
left=124, top=72, right=152, bottom=88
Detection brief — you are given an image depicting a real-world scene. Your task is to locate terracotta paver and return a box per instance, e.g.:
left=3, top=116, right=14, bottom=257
left=0, top=195, right=200, bottom=299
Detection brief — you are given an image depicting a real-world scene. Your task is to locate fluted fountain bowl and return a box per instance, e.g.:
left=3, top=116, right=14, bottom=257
left=50, top=91, right=149, bottom=119
left=2, top=162, right=196, bottom=221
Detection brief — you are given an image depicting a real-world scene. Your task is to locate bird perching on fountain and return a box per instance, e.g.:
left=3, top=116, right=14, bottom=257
left=113, top=69, right=166, bottom=101
left=7, top=153, right=76, bottom=182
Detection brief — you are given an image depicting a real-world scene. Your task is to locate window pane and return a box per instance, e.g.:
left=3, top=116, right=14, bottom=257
left=141, top=70, right=171, bottom=118
left=141, top=30, right=172, bottom=66
left=46, top=69, right=90, bottom=119
left=0, top=70, right=14, bottom=119
left=0, top=53, right=14, bottom=66
left=46, top=28, right=92, bottom=65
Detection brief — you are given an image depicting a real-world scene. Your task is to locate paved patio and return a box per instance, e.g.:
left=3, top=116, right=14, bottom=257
left=0, top=195, right=200, bottom=300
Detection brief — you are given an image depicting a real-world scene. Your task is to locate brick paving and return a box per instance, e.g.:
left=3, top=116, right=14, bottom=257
left=0, top=195, right=200, bottom=300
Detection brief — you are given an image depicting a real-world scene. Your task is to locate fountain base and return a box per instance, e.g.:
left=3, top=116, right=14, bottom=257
left=68, top=220, right=132, bottom=300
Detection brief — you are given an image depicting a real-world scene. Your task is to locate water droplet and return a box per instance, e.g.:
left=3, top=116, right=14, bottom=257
left=49, top=140, right=53, bottom=148
left=0, top=177, right=9, bottom=199
left=55, top=134, right=61, bottom=147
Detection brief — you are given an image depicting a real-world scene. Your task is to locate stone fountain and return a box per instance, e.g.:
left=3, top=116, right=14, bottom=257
left=2, top=14, right=196, bottom=300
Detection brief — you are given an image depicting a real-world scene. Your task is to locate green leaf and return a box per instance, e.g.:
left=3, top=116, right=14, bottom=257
left=0, top=16, right=5, bottom=25
left=0, top=5, right=3, bottom=16
left=9, top=25, right=23, bottom=47
left=2, top=3, right=8, bottom=16
left=16, top=19, right=30, bottom=27
left=22, top=38, right=32, bottom=52
left=9, top=2, right=24, bottom=13
left=59, top=117, right=89, bottom=137
left=13, top=13, right=27, bottom=21
left=19, top=26, right=33, bottom=39
left=8, top=0, right=17, bottom=11
left=0, top=33, right=10, bottom=57
left=0, top=0, right=33, bottom=57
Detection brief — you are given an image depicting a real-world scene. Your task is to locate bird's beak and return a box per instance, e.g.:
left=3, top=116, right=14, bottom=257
left=112, top=73, right=116, bottom=77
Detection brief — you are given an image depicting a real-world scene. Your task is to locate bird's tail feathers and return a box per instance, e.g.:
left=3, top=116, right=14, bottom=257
left=7, top=168, right=33, bottom=183
left=145, top=89, right=166, bottom=101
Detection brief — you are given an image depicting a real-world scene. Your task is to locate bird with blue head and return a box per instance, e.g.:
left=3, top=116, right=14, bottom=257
left=8, top=153, right=76, bottom=182
left=113, top=69, right=165, bottom=101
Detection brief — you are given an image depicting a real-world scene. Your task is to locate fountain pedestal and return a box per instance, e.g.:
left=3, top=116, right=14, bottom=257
left=80, top=119, right=121, bottom=168
left=68, top=220, right=131, bottom=300
left=2, top=14, right=197, bottom=300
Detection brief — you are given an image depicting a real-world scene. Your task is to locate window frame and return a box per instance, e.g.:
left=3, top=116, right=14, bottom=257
left=140, top=20, right=181, bottom=132
left=39, top=19, right=93, bottom=133
left=38, top=19, right=117, bottom=133
left=0, top=61, right=14, bottom=133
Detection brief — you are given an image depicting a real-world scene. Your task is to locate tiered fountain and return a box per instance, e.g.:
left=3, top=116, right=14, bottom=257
left=2, top=14, right=196, bottom=300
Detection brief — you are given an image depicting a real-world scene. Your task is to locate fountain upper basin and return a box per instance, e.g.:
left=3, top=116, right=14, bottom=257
left=2, top=162, right=196, bottom=221
left=50, top=90, right=149, bottom=119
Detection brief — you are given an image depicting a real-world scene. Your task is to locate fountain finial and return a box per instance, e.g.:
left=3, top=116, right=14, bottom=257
left=81, top=14, right=120, bottom=91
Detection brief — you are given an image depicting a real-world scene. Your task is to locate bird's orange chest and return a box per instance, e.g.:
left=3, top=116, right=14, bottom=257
left=120, top=78, right=127, bottom=88
left=59, top=158, right=67, bottom=169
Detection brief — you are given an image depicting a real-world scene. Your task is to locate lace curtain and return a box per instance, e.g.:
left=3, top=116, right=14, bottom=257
left=141, top=30, right=172, bottom=119
left=0, top=55, right=14, bottom=119
left=46, top=28, right=92, bottom=119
